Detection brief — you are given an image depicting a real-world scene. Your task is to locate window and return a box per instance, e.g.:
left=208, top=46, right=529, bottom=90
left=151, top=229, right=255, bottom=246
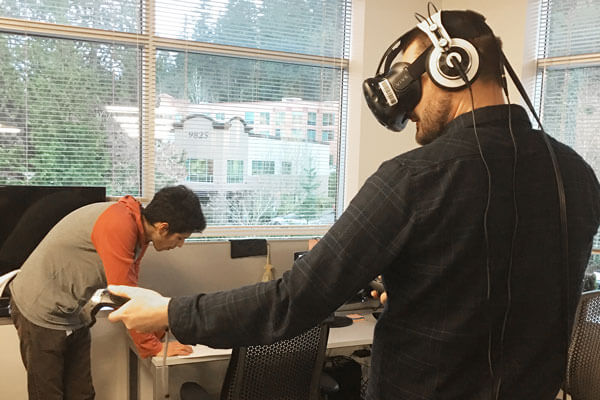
left=0, top=0, right=350, bottom=233
left=323, top=113, right=335, bottom=126
left=186, top=159, right=213, bottom=183
left=535, top=0, right=600, bottom=274
left=281, top=161, right=292, bottom=175
left=252, top=160, right=275, bottom=175
left=292, top=112, right=305, bottom=126
left=275, top=112, right=286, bottom=126
left=322, top=130, right=334, bottom=142
left=307, top=129, right=316, bottom=142
left=259, top=112, right=270, bottom=125
left=292, top=128, right=304, bottom=138
left=227, top=160, right=244, bottom=183
left=245, top=112, right=255, bottom=125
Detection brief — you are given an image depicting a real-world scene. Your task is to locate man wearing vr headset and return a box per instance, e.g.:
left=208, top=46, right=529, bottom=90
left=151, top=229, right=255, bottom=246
left=107, top=9, right=600, bottom=400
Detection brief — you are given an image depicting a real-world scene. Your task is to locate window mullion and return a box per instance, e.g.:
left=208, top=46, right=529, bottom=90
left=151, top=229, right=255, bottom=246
left=141, top=0, right=156, bottom=200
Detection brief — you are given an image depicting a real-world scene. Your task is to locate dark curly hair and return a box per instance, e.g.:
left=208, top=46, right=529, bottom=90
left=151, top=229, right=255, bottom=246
left=142, top=185, right=206, bottom=233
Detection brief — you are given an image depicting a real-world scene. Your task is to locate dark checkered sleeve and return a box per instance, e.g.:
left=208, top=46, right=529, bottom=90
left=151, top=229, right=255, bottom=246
left=168, top=159, right=415, bottom=348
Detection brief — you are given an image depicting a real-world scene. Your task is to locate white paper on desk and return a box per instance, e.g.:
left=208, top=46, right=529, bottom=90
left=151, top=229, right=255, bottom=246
left=178, top=345, right=232, bottom=359
left=0, top=269, right=19, bottom=295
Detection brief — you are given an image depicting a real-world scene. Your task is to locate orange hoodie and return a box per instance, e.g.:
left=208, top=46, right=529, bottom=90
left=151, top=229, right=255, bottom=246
left=91, top=195, right=163, bottom=358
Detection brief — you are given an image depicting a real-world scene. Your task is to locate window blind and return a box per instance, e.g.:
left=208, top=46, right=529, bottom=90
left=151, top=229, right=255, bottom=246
left=0, top=0, right=351, bottom=235
left=535, top=0, right=600, bottom=264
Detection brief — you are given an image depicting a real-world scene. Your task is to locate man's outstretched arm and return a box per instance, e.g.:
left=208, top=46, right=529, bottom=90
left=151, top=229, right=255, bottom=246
left=110, top=160, right=415, bottom=349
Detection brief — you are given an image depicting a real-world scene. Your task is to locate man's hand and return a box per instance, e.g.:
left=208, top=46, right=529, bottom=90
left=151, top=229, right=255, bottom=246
left=371, top=290, right=388, bottom=305
left=370, top=275, right=388, bottom=305
left=107, top=285, right=170, bottom=333
left=161, top=340, right=193, bottom=357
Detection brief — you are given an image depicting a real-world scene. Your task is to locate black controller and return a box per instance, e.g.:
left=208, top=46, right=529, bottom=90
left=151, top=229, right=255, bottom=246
left=81, top=288, right=129, bottom=327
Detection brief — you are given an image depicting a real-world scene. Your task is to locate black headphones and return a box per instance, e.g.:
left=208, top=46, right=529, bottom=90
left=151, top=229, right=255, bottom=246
left=362, top=8, right=481, bottom=131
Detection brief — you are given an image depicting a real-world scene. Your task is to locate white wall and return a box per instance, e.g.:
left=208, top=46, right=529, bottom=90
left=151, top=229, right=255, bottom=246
left=345, top=0, right=424, bottom=203
left=0, top=1, right=535, bottom=399
left=440, top=0, right=535, bottom=102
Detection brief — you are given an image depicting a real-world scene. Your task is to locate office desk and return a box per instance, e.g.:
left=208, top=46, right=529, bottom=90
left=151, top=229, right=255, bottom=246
left=128, top=312, right=377, bottom=400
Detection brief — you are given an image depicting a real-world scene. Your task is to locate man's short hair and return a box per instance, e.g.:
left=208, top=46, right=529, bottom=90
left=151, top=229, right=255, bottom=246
left=399, top=10, right=504, bottom=87
left=143, top=185, right=206, bottom=234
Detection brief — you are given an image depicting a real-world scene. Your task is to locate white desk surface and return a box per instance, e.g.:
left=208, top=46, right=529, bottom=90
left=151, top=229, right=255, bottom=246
left=148, top=311, right=377, bottom=367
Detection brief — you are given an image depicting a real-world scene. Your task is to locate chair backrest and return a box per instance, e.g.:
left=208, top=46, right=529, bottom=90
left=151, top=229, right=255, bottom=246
left=220, top=323, right=330, bottom=400
left=566, top=290, right=600, bottom=399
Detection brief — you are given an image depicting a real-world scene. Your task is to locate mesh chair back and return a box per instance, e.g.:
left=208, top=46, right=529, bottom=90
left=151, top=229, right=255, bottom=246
left=221, top=324, right=329, bottom=400
left=566, top=290, right=600, bottom=399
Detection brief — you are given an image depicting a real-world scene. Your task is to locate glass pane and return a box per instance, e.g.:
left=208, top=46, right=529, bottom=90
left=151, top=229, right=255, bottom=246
left=0, top=34, right=141, bottom=195
left=539, top=65, right=600, bottom=249
left=154, top=49, right=343, bottom=226
left=540, top=66, right=600, bottom=175
left=543, top=0, right=600, bottom=58
left=155, top=0, right=350, bottom=58
left=0, top=0, right=142, bottom=33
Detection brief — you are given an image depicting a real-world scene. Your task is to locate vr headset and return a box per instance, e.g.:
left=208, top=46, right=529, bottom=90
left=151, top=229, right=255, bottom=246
left=362, top=10, right=481, bottom=131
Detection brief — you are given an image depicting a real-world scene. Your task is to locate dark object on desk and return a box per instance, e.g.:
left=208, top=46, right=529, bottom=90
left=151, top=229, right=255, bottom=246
left=372, top=312, right=381, bottom=320
left=80, top=288, right=129, bottom=327
left=563, top=290, right=600, bottom=399
left=0, top=185, right=106, bottom=275
left=352, top=348, right=371, bottom=358
left=323, top=355, right=362, bottom=400
left=326, top=315, right=353, bottom=328
left=229, top=239, right=267, bottom=258
left=180, top=323, right=337, bottom=400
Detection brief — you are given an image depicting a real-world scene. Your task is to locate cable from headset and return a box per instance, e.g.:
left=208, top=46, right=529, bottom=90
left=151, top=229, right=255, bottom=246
left=494, top=52, right=519, bottom=400
left=449, top=55, right=495, bottom=394
left=501, top=52, right=570, bottom=399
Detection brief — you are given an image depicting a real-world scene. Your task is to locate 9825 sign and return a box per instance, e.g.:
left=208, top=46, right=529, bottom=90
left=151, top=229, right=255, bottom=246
left=187, top=130, right=209, bottom=139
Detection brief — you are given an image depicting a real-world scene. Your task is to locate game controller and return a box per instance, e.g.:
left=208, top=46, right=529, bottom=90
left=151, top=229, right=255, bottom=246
left=81, top=288, right=129, bottom=327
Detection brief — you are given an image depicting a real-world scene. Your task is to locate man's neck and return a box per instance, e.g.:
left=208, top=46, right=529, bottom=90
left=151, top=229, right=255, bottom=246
left=141, top=215, right=154, bottom=244
left=450, top=81, right=506, bottom=122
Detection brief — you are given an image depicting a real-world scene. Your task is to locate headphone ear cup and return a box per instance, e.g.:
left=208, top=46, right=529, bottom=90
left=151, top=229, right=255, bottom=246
left=427, top=38, right=480, bottom=90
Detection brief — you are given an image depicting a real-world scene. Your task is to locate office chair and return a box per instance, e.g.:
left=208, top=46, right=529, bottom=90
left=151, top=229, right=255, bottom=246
left=564, top=290, right=600, bottom=400
left=180, top=323, right=338, bottom=400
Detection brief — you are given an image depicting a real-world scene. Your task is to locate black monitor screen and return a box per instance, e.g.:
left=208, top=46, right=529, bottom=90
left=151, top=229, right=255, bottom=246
left=0, top=185, right=106, bottom=275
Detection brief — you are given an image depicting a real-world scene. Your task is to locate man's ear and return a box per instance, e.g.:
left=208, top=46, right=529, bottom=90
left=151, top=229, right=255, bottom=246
left=156, top=222, right=170, bottom=234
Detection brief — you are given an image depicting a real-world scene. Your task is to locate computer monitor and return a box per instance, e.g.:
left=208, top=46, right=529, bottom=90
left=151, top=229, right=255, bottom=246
left=0, top=185, right=106, bottom=275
